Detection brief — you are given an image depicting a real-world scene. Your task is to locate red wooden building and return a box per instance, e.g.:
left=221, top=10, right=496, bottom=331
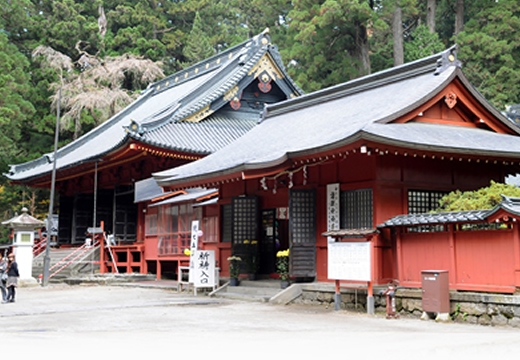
left=5, top=31, right=302, bottom=277
left=151, top=47, right=520, bottom=292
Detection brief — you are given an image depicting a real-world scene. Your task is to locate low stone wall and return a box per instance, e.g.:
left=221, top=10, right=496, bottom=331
left=290, top=283, right=383, bottom=311
left=397, top=288, right=520, bottom=327
left=289, top=283, right=520, bottom=327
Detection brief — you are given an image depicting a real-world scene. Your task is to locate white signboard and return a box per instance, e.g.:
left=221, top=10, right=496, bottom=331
left=188, top=220, right=199, bottom=284
left=194, top=250, right=216, bottom=288
left=328, top=242, right=371, bottom=281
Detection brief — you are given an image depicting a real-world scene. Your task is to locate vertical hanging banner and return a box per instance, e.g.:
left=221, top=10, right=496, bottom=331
left=188, top=220, right=199, bottom=284
left=194, top=250, right=216, bottom=288
left=327, top=183, right=340, bottom=243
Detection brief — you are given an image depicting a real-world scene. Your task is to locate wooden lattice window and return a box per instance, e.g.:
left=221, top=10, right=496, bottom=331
left=408, top=190, right=447, bottom=214
left=290, top=190, right=316, bottom=244
left=156, top=203, right=201, bottom=255
left=145, top=207, right=158, bottom=236
left=232, top=197, right=258, bottom=245
left=340, top=189, right=373, bottom=229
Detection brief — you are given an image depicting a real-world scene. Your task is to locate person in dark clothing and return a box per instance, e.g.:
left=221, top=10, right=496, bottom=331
left=6, top=253, right=19, bottom=303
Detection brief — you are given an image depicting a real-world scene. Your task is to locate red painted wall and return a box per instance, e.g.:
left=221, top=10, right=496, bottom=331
left=398, top=228, right=516, bottom=293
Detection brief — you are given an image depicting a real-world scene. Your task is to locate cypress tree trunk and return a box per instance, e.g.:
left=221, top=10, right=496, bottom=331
left=393, top=6, right=404, bottom=66
left=454, top=0, right=464, bottom=36
left=427, top=0, right=436, bottom=33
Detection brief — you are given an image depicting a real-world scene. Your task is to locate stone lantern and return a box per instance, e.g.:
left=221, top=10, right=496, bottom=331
left=2, top=207, right=45, bottom=286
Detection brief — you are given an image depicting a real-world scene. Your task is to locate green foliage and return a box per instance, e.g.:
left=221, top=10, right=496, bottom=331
left=281, top=0, right=375, bottom=92
left=456, top=0, right=520, bottom=109
left=436, top=181, right=520, bottom=212
left=182, top=12, right=214, bottom=66
left=404, top=24, right=446, bottom=62
left=0, top=32, right=35, bottom=171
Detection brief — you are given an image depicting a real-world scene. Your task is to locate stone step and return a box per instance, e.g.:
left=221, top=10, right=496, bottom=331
left=212, top=279, right=284, bottom=303
left=217, top=292, right=272, bottom=303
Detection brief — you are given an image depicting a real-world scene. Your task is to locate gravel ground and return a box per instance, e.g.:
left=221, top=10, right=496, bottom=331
left=1, top=283, right=519, bottom=359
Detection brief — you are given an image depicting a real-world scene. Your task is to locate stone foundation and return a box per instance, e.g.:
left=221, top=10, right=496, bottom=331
left=289, top=283, right=520, bottom=327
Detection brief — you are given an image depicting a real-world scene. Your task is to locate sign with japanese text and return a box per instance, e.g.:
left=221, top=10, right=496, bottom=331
left=328, top=241, right=371, bottom=281
left=188, top=220, right=199, bottom=284
left=194, top=250, right=216, bottom=288
left=327, top=183, right=340, bottom=243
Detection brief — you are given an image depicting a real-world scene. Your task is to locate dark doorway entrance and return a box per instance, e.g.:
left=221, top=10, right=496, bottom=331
left=260, top=209, right=289, bottom=276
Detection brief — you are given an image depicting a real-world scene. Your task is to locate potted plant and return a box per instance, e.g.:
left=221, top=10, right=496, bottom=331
left=227, top=255, right=242, bottom=286
left=244, top=239, right=259, bottom=280
left=276, top=249, right=290, bottom=289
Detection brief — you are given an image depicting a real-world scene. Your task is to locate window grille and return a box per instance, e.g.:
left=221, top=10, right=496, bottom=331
left=232, top=197, right=258, bottom=245
left=144, top=213, right=157, bottom=236
left=155, top=203, right=201, bottom=255
left=340, top=189, right=373, bottom=229
left=407, top=190, right=447, bottom=214
left=290, top=190, right=316, bottom=244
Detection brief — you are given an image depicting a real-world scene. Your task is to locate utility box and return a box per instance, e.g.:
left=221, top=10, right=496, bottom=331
left=421, top=270, right=450, bottom=314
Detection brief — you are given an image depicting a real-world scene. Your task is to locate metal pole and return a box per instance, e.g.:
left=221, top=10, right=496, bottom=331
left=43, top=87, right=61, bottom=287
left=92, top=161, right=98, bottom=276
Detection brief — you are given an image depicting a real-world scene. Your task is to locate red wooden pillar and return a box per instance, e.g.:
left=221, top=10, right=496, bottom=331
left=127, top=249, right=131, bottom=273
left=142, top=259, right=148, bottom=275
left=396, top=229, right=403, bottom=284
left=513, top=222, right=520, bottom=287
left=156, top=260, right=161, bottom=280
left=447, top=224, right=457, bottom=288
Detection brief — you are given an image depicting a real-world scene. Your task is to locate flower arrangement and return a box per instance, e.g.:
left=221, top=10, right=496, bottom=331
left=243, top=239, right=259, bottom=274
left=276, top=249, right=290, bottom=281
left=227, top=255, right=242, bottom=279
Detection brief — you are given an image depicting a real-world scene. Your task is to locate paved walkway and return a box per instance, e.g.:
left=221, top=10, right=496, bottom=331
left=1, top=282, right=519, bottom=358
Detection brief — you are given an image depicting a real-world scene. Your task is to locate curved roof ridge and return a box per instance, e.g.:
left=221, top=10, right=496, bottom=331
left=137, top=45, right=265, bottom=133
left=262, top=46, right=460, bottom=120
left=148, top=34, right=260, bottom=95
left=130, top=34, right=302, bottom=136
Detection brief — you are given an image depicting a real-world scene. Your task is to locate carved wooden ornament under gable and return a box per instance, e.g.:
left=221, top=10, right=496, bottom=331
left=445, top=92, right=457, bottom=109
left=248, top=53, right=283, bottom=82
left=258, top=72, right=272, bottom=93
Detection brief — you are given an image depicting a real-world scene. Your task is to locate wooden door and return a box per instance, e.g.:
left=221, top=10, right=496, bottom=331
left=231, top=196, right=259, bottom=273
left=289, top=189, right=316, bottom=279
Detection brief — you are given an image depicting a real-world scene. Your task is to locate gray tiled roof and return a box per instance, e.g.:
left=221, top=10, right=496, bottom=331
left=6, top=31, right=302, bottom=183
left=134, top=177, right=170, bottom=203
left=322, top=229, right=378, bottom=237
left=153, top=47, right=520, bottom=188
left=149, top=187, right=217, bottom=207
left=134, top=177, right=217, bottom=205
left=378, top=195, right=520, bottom=228
left=378, top=210, right=489, bottom=227
left=134, top=113, right=259, bottom=154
